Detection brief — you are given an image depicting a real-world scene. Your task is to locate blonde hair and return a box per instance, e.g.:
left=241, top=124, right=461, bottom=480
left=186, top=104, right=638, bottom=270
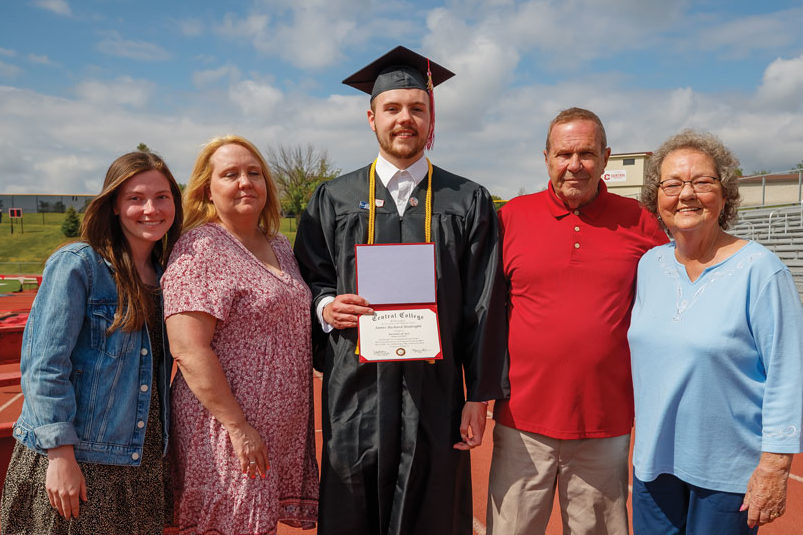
left=183, top=135, right=281, bottom=236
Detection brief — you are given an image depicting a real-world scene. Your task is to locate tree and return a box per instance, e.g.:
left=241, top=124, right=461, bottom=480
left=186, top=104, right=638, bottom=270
left=796, top=160, right=803, bottom=170
left=61, top=206, right=80, bottom=237
left=137, top=143, right=151, bottom=153
left=266, top=144, right=339, bottom=223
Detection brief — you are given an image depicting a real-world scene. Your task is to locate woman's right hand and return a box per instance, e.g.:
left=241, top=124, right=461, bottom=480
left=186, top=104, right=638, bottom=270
left=226, top=421, right=270, bottom=479
left=46, top=445, right=87, bottom=519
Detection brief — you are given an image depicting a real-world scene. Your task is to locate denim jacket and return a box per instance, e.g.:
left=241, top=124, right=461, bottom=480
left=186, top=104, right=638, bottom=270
left=13, top=242, right=172, bottom=465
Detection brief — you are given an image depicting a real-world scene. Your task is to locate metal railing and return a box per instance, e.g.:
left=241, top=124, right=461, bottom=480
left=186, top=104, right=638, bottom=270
left=767, top=211, right=788, bottom=240
left=739, top=221, right=757, bottom=240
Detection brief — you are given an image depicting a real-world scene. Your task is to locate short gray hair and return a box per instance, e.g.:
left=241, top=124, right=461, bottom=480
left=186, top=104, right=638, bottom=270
left=545, top=107, right=607, bottom=153
left=641, top=130, right=741, bottom=230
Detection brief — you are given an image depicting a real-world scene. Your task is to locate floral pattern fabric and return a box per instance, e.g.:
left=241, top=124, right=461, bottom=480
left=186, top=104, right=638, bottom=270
left=162, top=223, right=318, bottom=535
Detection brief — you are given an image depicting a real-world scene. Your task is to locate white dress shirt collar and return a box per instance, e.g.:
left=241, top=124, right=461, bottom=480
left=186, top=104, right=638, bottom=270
left=374, top=154, right=428, bottom=187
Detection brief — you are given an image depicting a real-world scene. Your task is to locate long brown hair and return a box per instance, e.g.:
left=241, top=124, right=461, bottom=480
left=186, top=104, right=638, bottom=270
left=81, top=151, right=183, bottom=332
left=182, top=135, right=281, bottom=236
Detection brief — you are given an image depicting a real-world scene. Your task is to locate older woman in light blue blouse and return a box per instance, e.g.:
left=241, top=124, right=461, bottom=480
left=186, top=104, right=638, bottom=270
left=628, top=130, right=802, bottom=534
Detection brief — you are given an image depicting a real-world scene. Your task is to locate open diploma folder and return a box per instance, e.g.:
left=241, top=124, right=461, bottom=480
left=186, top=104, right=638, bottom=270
left=355, top=243, right=443, bottom=362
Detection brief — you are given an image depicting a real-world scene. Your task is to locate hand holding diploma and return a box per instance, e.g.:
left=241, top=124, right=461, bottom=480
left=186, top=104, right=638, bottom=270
left=323, top=294, right=374, bottom=330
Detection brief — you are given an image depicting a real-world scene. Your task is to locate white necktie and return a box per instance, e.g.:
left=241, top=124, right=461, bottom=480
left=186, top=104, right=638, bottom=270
left=390, top=170, right=414, bottom=215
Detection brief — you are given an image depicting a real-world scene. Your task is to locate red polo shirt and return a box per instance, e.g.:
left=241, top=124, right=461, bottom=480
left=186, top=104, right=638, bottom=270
left=494, top=181, right=668, bottom=439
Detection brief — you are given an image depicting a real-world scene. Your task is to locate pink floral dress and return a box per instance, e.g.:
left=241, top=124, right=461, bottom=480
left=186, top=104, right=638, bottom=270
left=162, top=223, right=318, bottom=535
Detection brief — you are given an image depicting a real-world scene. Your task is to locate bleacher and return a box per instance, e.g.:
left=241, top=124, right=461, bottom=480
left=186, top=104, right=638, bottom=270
left=730, top=203, right=803, bottom=297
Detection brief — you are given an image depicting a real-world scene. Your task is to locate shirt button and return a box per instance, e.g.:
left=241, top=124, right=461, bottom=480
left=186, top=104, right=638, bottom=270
left=574, top=243, right=580, bottom=249
left=137, top=421, right=145, bottom=429
left=573, top=210, right=580, bottom=215
left=140, top=384, right=149, bottom=392
left=131, top=452, right=140, bottom=460
left=574, top=226, right=580, bottom=232
left=15, top=428, right=22, bottom=436
left=140, top=348, right=148, bottom=356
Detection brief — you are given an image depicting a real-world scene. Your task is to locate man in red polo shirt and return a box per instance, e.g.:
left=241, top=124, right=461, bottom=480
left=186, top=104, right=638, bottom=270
left=487, top=108, right=668, bottom=535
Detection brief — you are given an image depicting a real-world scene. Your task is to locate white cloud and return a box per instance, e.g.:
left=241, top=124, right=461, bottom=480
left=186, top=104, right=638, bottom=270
left=179, top=18, right=204, bottom=37
left=33, top=155, right=99, bottom=192
left=96, top=31, right=171, bottom=61
left=217, top=12, right=269, bottom=40
left=0, top=61, right=22, bottom=79
left=28, top=54, right=52, bottom=65
left=216, top=3, right=382, bottom=69
left=266, top=4, right=356, bottom=69
left=0, top=48, right=16, bottom=57
left=228, top=80, right=283, bottom=116
left=756, top=54, right=803, bottom=111
left=33, top=0, right=71, bottom=16
left=421, top=0, right=683, bottom=70
left=693, top=7, right=803, bottom=57
left=74, top=76, right=155, bottom=108
left=3, top=3, right=803, bottom=200
left=192, top=64, right=241, bottom=88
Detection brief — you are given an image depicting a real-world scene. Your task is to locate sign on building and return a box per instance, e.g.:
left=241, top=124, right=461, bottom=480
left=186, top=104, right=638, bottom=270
left=603, top=169, right=627, bottom=183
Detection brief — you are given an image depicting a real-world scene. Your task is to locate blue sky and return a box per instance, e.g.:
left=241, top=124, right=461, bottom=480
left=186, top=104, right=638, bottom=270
left=1, top=0, right=803, bottom=198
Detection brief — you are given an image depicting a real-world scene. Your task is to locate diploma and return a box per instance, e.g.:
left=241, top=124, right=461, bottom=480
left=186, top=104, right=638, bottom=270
left=358, top=307, right=441, bottom=362
left=355, top=243, right=442, bottom=362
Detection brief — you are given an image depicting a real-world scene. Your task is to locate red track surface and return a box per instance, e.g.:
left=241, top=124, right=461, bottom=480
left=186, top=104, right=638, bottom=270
left=278, top=385, right=803, bottom=535
left=0, top=292, right=799, bottom=534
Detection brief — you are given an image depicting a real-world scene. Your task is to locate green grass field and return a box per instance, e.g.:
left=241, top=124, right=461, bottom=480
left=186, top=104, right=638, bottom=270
left=0, top=213, right=299, bottom=275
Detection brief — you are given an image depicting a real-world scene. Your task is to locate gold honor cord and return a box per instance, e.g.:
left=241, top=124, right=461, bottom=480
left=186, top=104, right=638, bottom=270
left=360, top=158, right=436, bottom=363
left=367, top=158, right=433, bottom=244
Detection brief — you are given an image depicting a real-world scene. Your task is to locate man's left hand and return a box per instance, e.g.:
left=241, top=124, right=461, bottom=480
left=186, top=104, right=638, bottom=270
left=453, top=401, right=488, bottom=450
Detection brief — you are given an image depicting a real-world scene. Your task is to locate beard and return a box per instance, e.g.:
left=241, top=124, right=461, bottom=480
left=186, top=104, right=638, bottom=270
left=376, top=129, right=428, bottom=162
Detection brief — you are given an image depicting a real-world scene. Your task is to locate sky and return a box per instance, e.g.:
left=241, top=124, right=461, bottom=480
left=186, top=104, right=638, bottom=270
left=1, top=0, right=803, bottom=199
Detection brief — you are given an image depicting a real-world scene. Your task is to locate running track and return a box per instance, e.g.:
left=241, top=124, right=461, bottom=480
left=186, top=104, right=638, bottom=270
left=279, top=376, right=803, bottom=535
left=0, top=293, right=799, bottom=534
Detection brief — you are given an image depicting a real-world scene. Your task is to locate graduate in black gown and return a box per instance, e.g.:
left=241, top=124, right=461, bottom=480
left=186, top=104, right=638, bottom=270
left=294, top=46, right=509, bottom=535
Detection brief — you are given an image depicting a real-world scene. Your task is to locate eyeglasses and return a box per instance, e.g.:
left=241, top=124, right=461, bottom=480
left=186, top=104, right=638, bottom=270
left=658, top=176, right=720, bottom=196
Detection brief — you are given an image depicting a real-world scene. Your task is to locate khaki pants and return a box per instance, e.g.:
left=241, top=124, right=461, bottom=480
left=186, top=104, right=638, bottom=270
left=487, top=423, right=630, bottom=535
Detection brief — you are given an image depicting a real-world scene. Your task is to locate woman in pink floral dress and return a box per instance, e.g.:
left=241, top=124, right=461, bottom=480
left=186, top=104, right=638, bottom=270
left=162, top=135, right=318, bottom=534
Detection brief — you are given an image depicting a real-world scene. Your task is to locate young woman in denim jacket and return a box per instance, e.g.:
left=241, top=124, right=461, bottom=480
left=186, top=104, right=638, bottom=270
left=0, top=151, right=182, bottom=534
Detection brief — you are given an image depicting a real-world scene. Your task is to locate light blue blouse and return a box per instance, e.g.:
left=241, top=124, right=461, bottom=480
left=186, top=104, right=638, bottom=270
left=628, top=240, right=803, bottom=493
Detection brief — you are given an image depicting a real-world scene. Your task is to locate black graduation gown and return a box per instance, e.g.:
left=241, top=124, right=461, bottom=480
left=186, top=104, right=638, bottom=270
left=294, top=163, right=509, bottom=535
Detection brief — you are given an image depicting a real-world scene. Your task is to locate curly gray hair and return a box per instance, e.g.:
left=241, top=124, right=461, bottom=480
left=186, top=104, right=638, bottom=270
left=641, top=130, right=741, bottom=230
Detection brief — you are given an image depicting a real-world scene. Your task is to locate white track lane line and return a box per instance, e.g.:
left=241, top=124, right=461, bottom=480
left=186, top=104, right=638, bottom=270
left=0, top=392, right=22, bottom=414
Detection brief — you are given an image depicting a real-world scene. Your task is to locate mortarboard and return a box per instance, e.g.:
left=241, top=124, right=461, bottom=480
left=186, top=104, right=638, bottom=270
left=342, top=45, right=455, bottom=100
left=342, top=45, right=454, bottom=150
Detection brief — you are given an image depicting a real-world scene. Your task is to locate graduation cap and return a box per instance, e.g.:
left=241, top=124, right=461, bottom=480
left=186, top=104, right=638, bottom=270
left=343, top=46, right=455, bottom=150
